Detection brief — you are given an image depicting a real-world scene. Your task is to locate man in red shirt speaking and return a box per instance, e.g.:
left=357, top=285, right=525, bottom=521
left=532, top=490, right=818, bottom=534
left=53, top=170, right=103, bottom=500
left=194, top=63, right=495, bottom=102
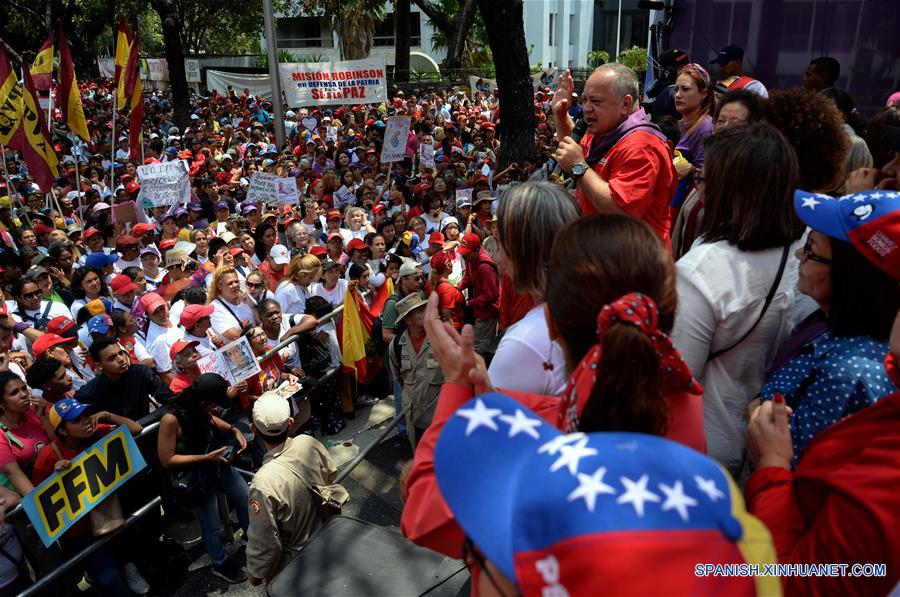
left=552, top=64, right=677, bottom=245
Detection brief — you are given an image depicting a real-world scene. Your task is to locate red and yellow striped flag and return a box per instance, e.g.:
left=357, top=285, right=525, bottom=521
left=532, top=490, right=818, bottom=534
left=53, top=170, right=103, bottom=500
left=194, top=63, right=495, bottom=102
left=8, top=67, right=59, bottom=192
left=56, top=29, right=89, bottom=141
left=31, top=34, right=55, bottom=90
left=124, top=33, right=143, bottom=157
left=113, top=16, right=132, bottom=88
left=0, top=46, right=23, bottom=147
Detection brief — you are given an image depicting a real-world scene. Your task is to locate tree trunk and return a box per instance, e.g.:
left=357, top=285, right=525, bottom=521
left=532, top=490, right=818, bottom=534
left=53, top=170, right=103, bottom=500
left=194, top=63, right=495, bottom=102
left=339, top=8, right=374, bottom=60
left=445, top=0, right=475, bottom=70
left=393, top=0, right=411, bottom=82
left=150, top=0, right=190, bottom=130
left=476, top=0, right=535, bottom=169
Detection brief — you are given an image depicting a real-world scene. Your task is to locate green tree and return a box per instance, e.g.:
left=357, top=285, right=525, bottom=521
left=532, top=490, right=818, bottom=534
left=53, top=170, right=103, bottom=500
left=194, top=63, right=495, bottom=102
left=414, top=0, right=484, bottom=69
left=287, top=0, right=386, bottom=60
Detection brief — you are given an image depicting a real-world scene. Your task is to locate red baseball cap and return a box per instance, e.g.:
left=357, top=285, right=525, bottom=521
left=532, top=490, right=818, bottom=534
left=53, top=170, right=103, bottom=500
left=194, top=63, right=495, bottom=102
left=457, top=233, right=482, bottom=258
left=180, top=304, right=215, bottom=329
left=33, top=223, right=55, bottom=235
left=326, top=209, right=341, bottom=220
left=430, top=250, right=450, bottom=271
left=310, top=246, right=327, bottom=257
left=373, top=204, right=386, bottom=214
left=83, top=227, right=101, bottom=239
left=159, top=238, right=177, bottom=250
left=169, top=340, right=199, bottom=361
left=115, top=235, right=139, bottom=248
left=47, top=315, right=76, bottom=336
left=327, top=232, right=344, bottom=243
left=140, top=292, right=167, bottom=314
left=125, top=182, right=140, bottom=194
left=110, top=274, right=137, bottom=295
left=428, top=231, right=445, bottom=246
left=346, top=238, right=367, bottom=252
left=131, top=223, right=156, bottom=237
left=32, top=333, right=71, bottom=358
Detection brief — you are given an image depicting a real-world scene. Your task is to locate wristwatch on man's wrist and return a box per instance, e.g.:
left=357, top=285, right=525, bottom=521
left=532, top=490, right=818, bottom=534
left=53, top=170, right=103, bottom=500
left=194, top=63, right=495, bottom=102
left=570, top=161, right=589, bottom=183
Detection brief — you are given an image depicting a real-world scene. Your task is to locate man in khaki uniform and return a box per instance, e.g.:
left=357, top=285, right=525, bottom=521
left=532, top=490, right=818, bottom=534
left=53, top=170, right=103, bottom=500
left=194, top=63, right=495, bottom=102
left=246, top=392, right=349, bottom=585
left=388, top=293, right=444, bottom=447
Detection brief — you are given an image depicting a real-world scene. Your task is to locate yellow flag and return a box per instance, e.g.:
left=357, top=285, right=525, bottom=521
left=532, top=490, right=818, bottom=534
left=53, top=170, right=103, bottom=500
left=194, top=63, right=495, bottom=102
left=0, top=47, right=23, bottom=146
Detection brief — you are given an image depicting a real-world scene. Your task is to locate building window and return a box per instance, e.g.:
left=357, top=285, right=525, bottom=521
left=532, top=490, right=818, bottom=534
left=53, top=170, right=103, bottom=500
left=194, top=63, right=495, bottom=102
left=276, top=16, right=333, bottom=48
left=549, top=13, right=557, bottom=46
left=373, top=12, right=423, bottom=47
left=569, top=13, right=578, bottom=47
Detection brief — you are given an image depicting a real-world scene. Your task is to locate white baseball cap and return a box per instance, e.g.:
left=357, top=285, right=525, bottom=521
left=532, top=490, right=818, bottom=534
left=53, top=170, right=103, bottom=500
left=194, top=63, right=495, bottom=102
left=252, top=392, right=291, bottom=436
left=269, top=244, right=290, bottom=265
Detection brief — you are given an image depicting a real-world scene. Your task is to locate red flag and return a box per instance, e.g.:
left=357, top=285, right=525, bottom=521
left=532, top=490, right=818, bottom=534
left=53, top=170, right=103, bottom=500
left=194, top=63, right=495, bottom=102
left=124, top=33, right=143, bottom=158
left=30, top=34, right=54, bottom=90
left=56, top=29, right=89, bottom=141
left=8, top=67, right=59, bottom=192
left=370, top=278, right=394, bottom=316
left=113, top=16, right=132, bottom=88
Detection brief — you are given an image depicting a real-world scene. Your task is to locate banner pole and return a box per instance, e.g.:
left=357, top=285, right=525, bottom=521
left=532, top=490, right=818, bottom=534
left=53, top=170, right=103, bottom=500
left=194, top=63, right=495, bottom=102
left=110, top=91, right=117, bottom=189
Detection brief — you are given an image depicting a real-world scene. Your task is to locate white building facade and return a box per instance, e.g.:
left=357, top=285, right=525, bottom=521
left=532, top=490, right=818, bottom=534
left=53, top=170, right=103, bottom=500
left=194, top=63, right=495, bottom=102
left=523, top=0, right=595, bottom=70
left=273, top=1, right=595, bottom=73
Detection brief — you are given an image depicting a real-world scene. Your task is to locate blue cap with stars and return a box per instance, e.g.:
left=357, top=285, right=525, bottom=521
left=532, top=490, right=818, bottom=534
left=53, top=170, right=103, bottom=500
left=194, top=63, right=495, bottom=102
left=795, top=189, right=900, bottom=280
left=434, top=393, right=779, bottom=595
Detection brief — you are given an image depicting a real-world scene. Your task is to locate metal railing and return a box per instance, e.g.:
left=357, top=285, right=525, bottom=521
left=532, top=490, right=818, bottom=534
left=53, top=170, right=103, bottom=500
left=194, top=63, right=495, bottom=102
left=13, top=295, right=375, bottom=595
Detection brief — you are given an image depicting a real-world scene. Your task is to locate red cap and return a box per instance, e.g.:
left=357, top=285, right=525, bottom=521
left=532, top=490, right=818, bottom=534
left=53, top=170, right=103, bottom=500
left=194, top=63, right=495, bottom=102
left=115, top=235, right=139, bottom=247
left=430, top=250, right=451, bottom=271
left=47, top=315, right=75, bottom=335
left=413, top=182, right=432, bottom=196
left=110, top=274, right=137, bottom=295
left=310, top=246, right=327, bottom=257
left=428, top=231, right=445, bottom=246
left=125, top=182, right=141, bottom=194
left=159, top=238, right=177, bottom=250
left=346, top=238, right=367, bottom=252
left=32, top=333, right=72, bottom=358
left=33, top=223, right=54, bottom=235
left=373, top=204, right=386, bottom=214
left=84, top=227, right=101, bottom=240
left=326, top=232, right=344, bottom=243
left=179, top=304, right=215, bottom=329
left=169, top=340, right=199, bottom=361
left=229, top=246, right=246, bottom=257
left=284, top=217, right=300, bottom=228
left=457, top=233, right=482, bottom=257
left=131, top=223, right=156, bottom=237
left=326, top=209, right=341, bottom=220
left=140, top=292, right=167, bottom=314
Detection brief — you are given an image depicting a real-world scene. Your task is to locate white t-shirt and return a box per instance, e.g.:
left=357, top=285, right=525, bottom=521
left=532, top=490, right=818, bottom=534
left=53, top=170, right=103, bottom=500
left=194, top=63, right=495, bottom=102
left=114, top=257, right=141, bottom=273
left=274, top=282, right=311, bottom=317
left=488, top=304, right=567, bottom=396
left=149, top=324, right=184, bottom=373
left=182, top=331, right=216, bottom=356
left=671, top=236, right=809, bottom=474
left=13, top=300, right=73, bottom=330
left=209, top=298, right=255, bottom=335
left=311, top=279, right=348, bottom=307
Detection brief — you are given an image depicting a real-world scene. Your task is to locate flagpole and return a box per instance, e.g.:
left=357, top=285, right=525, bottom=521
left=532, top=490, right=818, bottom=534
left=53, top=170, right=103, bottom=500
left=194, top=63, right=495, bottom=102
left=1, top=145, right=32, bottom=229
left=72, top=140, right=83, bottom=222
left=110, top=91, right=117, bottom=189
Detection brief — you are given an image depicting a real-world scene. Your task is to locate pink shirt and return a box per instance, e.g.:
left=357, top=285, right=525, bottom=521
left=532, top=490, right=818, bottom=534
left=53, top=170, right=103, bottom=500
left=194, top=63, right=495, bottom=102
left=0, top=410, right=50, bottom=471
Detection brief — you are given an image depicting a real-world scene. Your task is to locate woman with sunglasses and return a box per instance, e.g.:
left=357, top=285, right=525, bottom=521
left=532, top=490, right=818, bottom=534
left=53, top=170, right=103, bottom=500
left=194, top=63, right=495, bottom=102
left=751, top=191, right=900, bottom=467
left=10, top=278, right=73, bottom=334
left=245, top=270, right=273, bottom=305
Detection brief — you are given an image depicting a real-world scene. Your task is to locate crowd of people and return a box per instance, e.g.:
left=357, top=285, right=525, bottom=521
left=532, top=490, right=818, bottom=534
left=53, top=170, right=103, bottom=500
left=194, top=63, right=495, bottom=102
left=0, top=41, right=897, bottom=594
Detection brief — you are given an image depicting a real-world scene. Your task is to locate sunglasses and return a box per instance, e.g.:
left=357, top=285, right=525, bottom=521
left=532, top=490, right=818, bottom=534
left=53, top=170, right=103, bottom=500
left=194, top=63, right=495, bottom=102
left=21, top=290, right=42, bottom=300
left=246, top=281, right=265, bottom=288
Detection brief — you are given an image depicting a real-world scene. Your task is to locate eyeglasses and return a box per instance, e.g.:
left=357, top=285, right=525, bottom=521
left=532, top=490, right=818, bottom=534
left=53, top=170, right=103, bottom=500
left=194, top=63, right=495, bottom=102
left=246, top=281, right=265, bottom=288
left=21, top=290, right=42, bottom=300
left=801, top=241, right=833, bottom=265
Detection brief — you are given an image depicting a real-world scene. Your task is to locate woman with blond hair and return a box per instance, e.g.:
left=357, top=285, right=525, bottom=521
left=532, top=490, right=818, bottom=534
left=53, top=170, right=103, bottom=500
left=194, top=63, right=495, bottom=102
left=274, top=254, right=321, bottom=316
left=208, top=266, right=256, bottom=341
left=674, top=63, right=716, bottom=180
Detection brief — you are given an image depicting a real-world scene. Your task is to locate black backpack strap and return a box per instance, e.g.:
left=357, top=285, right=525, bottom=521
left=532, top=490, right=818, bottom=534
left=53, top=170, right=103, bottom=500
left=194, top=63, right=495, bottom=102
left=216, top=298, right=245, bottom=327
left=707, top=245, right=791, bottom=362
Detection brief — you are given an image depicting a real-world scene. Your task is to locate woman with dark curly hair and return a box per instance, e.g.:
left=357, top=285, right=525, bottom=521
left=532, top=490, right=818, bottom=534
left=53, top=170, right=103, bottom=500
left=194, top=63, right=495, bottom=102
left=69, top=266, right=110, bottom=321
left=764, top=88, right=851, bottom=192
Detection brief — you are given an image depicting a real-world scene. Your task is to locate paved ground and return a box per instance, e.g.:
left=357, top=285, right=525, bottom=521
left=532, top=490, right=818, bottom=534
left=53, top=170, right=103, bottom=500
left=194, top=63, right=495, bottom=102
left=149, top=397, right=411, bottom=597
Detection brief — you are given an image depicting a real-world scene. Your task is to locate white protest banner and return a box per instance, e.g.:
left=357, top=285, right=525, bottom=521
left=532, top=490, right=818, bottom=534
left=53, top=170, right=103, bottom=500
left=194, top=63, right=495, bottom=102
left=136, top=160, right=190, bottom=207
left=276, top=177, right=299, bottom=204
left=532, top=68, right=559, bottom=92
left=246, top=172, right=280, bottom=204
left=381, top=117, right=411, bottom=163
left=469, top=76, right=497, bottom=101
left=279, top=58, right=387, bottom=107
left=420, top=143, right=434, bottom=169
left=247, top=172, right=299, bottom=204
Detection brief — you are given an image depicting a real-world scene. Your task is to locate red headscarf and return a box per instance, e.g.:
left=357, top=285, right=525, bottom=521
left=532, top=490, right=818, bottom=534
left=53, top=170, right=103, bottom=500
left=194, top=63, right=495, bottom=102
left=558, top=292, right=701, bottom=432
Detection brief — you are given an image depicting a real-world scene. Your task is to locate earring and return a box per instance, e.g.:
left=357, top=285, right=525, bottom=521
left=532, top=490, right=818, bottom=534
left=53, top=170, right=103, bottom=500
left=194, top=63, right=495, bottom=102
left=543, top=343, right=555, bottom=371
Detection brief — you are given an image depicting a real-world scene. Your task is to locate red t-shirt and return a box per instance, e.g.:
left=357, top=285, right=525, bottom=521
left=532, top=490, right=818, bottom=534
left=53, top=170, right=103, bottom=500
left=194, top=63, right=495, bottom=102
left=0, top=410, right=50, bottom=471
left=425, top=279, right=464, bottom=331
left=170, top=372, right=196, bottom=395
left=576, top=130, right=677, bottom=246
